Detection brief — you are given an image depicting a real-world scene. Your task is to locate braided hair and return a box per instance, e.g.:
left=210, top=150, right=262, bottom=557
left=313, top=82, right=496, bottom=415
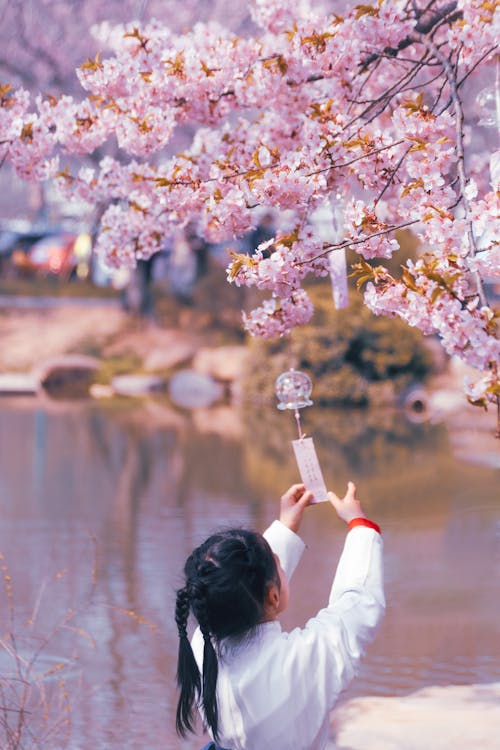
left=175, top=528, right=279, bottom=740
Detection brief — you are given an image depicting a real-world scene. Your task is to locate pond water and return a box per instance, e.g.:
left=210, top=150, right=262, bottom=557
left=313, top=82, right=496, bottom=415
left=0, top=397, right=498, bottom=749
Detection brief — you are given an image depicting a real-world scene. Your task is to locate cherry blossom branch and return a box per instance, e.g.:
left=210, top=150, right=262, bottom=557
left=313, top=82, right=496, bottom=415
left=344, top=54, right=431, bottom=126
left=426, top=39, right=488, bottom=306
left=360, top=1, right=461, bottom=70
left=137, top=139, right=406, bottom=194
left=457, top=46, right=499, bottom=88
left=346, top=59, right=382, bottom=118
left=306, top=140, right=406, bottom=179
left=373, top=145, right=414, bottom=208
left=398, top=66, right=446, bottom=96
left=307, top=219, right=421, bottom=263
left=426, top=38, right=499, bottom=435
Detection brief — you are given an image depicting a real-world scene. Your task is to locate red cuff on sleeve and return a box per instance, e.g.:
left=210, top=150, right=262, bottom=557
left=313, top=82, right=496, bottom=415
left=348, top=517, right=381, bottom=534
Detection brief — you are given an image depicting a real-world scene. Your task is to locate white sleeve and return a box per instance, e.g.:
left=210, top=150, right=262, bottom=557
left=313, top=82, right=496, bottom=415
left=263, top=520, right=306, bottom=581
left=319, top=525, right=385, bottom=682
left=330, top=525, right=385, bottom=608
left=288, top=526, right=385, bottom=727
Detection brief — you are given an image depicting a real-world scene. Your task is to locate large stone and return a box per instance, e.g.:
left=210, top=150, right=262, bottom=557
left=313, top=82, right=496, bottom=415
left=192, top=345, right=250, bottom=382
left=168, top=369, right=224, bottom=409
left=331, top=682, right=500, bottom=749
left=0, top=373, right=39, bottom=395
left=143, top=341, right=197, bottom=372
left=111, top=374, right=166, bottom=397
left=89, top=383, right=115, bottom=399
left=35, top=355, right=100, bottom=398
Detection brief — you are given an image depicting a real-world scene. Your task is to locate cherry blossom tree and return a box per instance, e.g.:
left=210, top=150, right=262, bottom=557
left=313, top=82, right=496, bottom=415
left=0, top=0, right=251, bottom=307
left=0, top=0, right=499, bottom=430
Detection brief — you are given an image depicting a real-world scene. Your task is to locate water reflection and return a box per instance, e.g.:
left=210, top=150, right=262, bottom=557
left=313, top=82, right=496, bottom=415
left=0, top=398, right=498, bottom=749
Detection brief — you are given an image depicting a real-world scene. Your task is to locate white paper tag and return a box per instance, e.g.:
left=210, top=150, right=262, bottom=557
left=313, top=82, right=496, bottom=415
left=292, top=437, right=328, bottom=503
left=328, top=248, right=349, bottom=309
left=490, top=150, right=500, bottom=188
left=310, top=198, right=349, bottom=310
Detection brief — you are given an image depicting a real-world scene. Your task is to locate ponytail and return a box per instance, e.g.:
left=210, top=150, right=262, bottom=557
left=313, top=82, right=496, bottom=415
left=193, top=576, right=220, bottom=741
left=175, top=587, right=200, bottom=737
left=175, top=579, right=221, bottom=741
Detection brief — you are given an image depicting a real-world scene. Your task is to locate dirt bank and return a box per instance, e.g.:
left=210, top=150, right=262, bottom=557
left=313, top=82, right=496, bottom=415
left=331, top=682, right=500, bottom=749
left=0, top=302, right=204, bottom=373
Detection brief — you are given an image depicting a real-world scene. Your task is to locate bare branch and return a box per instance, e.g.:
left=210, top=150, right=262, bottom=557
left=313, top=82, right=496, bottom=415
left=426, top=40, right=487, bottom=305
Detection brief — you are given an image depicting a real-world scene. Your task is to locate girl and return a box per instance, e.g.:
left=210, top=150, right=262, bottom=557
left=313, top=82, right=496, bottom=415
left=175, top=481, right=385, bottom=750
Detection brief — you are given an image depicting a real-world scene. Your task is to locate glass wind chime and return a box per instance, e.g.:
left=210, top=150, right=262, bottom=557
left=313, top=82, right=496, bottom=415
left=275, top=368, right=328, bottom=503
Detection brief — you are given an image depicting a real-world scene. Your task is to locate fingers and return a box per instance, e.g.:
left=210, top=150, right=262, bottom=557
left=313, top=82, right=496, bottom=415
left=281, top=483, right=306, bottom=502
left=328, top=481, right=365, bottom=524
left=281, top=484, right=313, bottom=512
left=328, top=482, right=356, bottom=502
left=327, top=482, right=358, bottom=512
left=285, top=482, right=358, bottom=505
left=279, top=484, right=313, bottom=533
left=289, top=483, right=307, bottom=495
left=298, top=489, right=314, bottom=507
left=327, top=490, right=341, bottom=510
left=345, top=481, right=357, bottom=501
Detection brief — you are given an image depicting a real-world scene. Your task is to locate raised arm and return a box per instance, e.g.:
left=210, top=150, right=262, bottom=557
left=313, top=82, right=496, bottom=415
left=299, top=483, right=384, bottom=708
left=263, top=483, right=312, bottom=580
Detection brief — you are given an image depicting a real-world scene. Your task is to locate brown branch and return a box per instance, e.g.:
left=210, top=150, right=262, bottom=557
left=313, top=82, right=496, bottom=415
left=426, top=39, right=499, bottom=436
left=346, top=58, right=382, bottom=118
left=341, top=55, right=429, bottom=132
left=305, top=218, right=421, bottom=264
left=426, top=40, right=487, bottom=305
left=306, top=139, right=406, bottom=178
left=373, top=145, right=414, bottom=208
left=360, top=1, right=461, bottom=71
left=457, top=46, right=499, bottom=89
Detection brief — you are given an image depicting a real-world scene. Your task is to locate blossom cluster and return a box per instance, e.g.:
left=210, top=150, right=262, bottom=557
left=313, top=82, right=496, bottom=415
left=0, top=0, right=498, bottom=405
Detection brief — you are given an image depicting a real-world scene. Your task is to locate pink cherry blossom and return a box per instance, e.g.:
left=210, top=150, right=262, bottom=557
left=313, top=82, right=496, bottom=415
left=1, top=0, right=499, bottom=419
left=242, top=288, right=314, bottom=338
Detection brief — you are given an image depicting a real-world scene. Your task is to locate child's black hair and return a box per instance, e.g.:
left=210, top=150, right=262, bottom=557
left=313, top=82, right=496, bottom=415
left=175, top=528, right=280, bottom=741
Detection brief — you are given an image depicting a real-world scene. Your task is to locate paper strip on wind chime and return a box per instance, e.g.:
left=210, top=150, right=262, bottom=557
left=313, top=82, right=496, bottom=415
left=328, top=249, right=349, bottom=310
left=311, top=199, right=349, bottom=310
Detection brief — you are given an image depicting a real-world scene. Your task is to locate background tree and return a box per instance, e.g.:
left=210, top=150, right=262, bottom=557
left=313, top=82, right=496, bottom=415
left=0, top=0, right=252, bottom=312
left=0, top=0, right=252, bottom=91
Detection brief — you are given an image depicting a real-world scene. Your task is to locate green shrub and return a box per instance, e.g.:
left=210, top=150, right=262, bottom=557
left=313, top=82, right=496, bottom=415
left=243, top=283, right=435, bottom=407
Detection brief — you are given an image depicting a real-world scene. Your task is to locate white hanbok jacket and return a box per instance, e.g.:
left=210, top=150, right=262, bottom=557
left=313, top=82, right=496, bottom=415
left=191, top=520, right=385, bottom=750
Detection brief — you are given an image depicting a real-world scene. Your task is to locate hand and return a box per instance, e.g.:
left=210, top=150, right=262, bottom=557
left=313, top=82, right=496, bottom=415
left=279, top=484, right=314, bottom=534
left=328, top=482, right=366, bottom=524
